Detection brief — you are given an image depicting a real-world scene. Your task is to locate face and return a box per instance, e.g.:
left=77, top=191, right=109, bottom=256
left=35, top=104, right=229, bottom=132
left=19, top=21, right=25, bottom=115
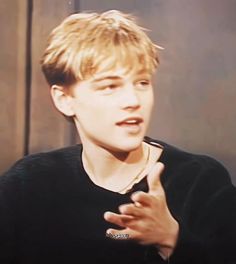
left=68, top=65, right=154, bottom=152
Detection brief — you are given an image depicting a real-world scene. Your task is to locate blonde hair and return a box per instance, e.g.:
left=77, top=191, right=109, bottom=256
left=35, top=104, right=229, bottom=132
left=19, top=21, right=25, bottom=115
left=41, top=10, right=162, bottom=86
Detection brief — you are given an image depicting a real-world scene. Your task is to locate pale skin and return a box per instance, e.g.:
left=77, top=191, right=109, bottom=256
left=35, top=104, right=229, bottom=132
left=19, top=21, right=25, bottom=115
left=50, top=66, right=179, bottom=258
left=104, top=162, right=179, bottom=258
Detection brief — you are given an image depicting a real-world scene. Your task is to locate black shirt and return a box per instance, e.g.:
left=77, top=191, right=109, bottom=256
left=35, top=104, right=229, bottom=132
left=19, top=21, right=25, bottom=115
left=0, top=137, right=236, bottom=263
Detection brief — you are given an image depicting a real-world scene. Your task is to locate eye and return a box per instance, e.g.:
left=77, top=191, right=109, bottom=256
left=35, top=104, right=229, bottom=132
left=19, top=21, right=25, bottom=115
left=135, top=79, right=151, bottom=89
left=97, top=83, right=120, bottom=94
left=105, top=84, right=119, bottom=90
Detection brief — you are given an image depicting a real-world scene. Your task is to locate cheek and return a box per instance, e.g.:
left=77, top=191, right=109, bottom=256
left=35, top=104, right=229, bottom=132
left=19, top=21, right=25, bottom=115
left=71, top=100, right=92, bottom=123
left=143, top=93, right=154, bottom=112
left=75, top=101, right=111, bottom=125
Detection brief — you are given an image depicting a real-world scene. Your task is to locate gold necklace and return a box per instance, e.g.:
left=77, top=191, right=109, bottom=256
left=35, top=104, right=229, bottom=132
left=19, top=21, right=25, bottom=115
left=117, top=144, right=150, bottom=194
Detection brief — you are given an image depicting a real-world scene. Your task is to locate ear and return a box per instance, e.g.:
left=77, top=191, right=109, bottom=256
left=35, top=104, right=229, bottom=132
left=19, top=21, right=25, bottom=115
left=50, top=85, right=75, bottom=117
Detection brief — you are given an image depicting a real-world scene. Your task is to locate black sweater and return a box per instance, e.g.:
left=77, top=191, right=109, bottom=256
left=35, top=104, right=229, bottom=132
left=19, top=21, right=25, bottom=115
left=0, top=138, right=236, bottom=264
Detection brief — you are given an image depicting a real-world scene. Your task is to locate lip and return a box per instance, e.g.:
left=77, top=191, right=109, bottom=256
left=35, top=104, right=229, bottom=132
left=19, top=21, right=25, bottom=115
left=116, top=116, right=144, bottom=126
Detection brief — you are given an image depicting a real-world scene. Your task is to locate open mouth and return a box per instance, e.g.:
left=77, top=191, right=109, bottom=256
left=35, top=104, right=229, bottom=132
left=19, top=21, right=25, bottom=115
left=116, top=117, right=143, bottom=133
left=116, top=117, right=143, bottom=126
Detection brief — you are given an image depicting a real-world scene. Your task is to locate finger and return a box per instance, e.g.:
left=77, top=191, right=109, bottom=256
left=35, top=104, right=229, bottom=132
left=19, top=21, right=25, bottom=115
left=106, top=228, right=132, bottom=240
left=104, top=211, right=134, bottom=228
left=131, top=191, right=153, bottom=206
left=119, top=203, right=143, bottom=217
left=147, top=162, right=165, bottom=195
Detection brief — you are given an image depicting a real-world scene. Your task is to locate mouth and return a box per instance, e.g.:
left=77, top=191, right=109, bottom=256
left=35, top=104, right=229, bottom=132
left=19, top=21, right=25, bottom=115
left=116, top=117, right=144, bottom=133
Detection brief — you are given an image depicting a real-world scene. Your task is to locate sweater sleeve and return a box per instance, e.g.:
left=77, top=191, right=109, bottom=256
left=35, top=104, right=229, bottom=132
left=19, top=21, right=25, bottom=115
left=146, top=155, right=236, bottom=264
left=169, top=157, right=236, bottom=264
left=171, top=188, right=236, bottom=264
left=0, top=170, right=20, bottom=263
left=0, top=156, right=34, bottom=263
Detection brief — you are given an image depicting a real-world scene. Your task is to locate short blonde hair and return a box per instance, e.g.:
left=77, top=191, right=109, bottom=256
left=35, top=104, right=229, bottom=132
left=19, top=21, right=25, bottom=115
left=41, top=10, right=161, bottom=86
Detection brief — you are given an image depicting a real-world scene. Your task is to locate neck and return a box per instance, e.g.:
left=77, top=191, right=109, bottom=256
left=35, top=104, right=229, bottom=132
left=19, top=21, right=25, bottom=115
left=81, top=139, right=145, bottom=189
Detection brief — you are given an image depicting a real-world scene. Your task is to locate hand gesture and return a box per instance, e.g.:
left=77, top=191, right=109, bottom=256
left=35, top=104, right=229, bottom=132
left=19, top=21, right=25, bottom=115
left=104, top=162, right=179, bottom=256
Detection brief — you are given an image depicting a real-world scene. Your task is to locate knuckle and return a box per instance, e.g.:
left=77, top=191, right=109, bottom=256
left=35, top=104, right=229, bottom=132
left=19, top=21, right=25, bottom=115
left=132, top=191, right=145, bottom=200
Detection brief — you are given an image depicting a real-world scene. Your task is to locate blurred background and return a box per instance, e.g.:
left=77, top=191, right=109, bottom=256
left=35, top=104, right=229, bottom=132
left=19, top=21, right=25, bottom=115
left=0, top=0, right=236, bottom=185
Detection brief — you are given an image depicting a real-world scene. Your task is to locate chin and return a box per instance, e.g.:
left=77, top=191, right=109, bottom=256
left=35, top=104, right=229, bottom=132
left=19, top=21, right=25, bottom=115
left=111, top=136, right=144, bottom=153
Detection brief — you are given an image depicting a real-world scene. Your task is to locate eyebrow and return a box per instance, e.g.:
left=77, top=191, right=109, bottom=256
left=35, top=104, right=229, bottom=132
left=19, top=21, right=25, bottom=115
left=92, top=69, right=151, bottom=83
left=92, top=76, right=121, bottom=83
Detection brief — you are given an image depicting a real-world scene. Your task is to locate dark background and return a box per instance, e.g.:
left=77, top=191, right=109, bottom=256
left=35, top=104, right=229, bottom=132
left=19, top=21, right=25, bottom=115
left=0, top=0, right=235, bottom=185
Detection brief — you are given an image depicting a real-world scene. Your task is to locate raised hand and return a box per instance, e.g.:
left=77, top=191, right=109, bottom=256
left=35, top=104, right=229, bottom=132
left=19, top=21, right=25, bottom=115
left=104, top=162, right=179, bottom=257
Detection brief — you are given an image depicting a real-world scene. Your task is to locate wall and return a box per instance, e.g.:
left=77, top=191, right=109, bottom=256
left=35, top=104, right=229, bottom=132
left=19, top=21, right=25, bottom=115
left=0, top=0, right=77, bottom=174
left=0, top=0, right=28, bottom=171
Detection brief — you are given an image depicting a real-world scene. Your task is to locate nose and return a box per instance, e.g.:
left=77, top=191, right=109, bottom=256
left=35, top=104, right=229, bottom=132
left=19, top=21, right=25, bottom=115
left=119, top=85, right=141, bottom=110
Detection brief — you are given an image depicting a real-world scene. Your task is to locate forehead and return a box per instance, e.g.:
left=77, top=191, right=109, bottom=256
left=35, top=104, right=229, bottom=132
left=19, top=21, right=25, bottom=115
left=89, top=59, right=153, bottom=81
left=90, top=64, right=152, bottom=82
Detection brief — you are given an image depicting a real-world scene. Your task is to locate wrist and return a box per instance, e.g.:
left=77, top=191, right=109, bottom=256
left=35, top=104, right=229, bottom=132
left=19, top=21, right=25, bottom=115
left=157, top=219, right=179, bottom=259
left=164, top=218, right=179, bottom=248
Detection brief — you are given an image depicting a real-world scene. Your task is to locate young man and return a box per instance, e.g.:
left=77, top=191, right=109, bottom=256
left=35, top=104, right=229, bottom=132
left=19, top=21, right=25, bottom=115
left=0, top=10, right=236, bottom=264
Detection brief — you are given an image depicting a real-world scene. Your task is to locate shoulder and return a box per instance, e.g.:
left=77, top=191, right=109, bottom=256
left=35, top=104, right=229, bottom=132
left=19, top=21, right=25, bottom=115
left=0, top=144, right=82, bottom=185
left=145, top=136, right=232, bottom=187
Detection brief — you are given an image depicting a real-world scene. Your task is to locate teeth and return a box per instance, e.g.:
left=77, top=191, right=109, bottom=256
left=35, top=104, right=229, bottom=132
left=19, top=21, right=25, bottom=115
left=125, top=120, right=137, bottom=124
left=117, top=118, right=142, bottom=126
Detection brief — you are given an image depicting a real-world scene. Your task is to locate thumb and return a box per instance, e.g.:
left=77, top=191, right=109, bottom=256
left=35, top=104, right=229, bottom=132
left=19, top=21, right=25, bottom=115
left=147, top=162, right=165, bottom=195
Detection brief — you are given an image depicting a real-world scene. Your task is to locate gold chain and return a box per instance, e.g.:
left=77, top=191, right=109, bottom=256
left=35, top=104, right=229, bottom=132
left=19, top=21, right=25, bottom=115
left=117, top=144, right=150, bottom=194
